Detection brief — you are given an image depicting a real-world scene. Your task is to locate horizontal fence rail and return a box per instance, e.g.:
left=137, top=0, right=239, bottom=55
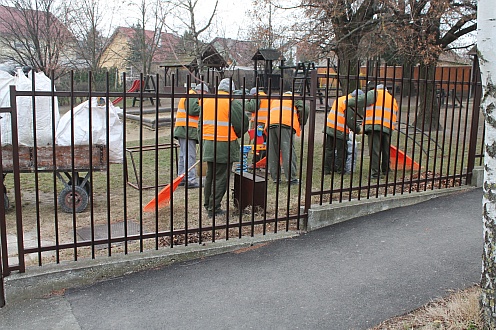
left=0, top=62, right=483, bottom=278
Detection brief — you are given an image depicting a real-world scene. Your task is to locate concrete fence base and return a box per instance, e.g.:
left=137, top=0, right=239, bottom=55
left=306, top=186, right=475, bottom=231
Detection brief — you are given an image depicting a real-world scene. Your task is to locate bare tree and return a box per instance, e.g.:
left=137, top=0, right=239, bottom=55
left=266, top=0, right=476, bottom=129
left=366, top=0, right=477, bottom=129
left=479, top=0, right=496, bottom=327
left=63, top=0, right=115, bottom=74
left=247, top=0, right=278, bottom=49
left=166, top=0, right=218, bottom=77
left=0, top=0, right=74, bottom=78
left=126, top=0, right=169, bottom=76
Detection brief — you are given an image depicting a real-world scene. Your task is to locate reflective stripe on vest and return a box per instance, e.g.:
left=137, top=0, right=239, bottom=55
left=251, top=93, right=269, bottom=124
left=175, top=90, right=199, bottom=128
left=268, top=99, right=301, bottom=136
left=364, top=90, right=398, bottom=130
left=326, top=95, right=350, bottom=133
left=202, top=91, right=237, bottom=141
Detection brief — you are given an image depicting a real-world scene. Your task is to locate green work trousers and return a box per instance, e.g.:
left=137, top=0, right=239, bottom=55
left=204, top=162, right=230, bottom=212
left=268, top=125, right=298, bottom=182
left=367, top=130, right=391, bottom=178
left=324, top=134, right=347, bottom=174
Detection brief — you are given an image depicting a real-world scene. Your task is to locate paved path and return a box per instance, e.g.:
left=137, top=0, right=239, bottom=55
left=0, top=188, right=483, bottom=329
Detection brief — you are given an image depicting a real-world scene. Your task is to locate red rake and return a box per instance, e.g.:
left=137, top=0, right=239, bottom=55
left=143, top=160, right=200, bottom=212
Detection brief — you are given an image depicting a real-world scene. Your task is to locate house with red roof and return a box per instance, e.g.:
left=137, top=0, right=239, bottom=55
left=0, top=5, right=76, bottom=74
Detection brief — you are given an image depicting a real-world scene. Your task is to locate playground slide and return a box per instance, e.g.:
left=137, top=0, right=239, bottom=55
left=111, top=79, right=142, bottom=105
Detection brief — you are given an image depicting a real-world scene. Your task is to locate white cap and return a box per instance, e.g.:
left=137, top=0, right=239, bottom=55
left=218, top=78, right=236, bottom=92
left=195, top=83, right=209, bottom=93
left=350, top=89, right=364, bottom=97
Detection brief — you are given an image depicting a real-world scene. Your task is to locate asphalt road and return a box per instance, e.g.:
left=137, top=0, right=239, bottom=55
left=0, top=188, right=483, bottom=330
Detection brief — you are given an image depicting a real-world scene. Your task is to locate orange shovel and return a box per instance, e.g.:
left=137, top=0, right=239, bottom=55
left=143, top=160, right=201, bottom=212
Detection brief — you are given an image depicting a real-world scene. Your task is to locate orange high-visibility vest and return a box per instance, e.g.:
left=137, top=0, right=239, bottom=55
left=365, top=89, right=398, bottom=130
left=268, top=98, right=301, bottom=136
left=175, top=89, right=199, bottom=128
left=327, top=95, right=350, bottom=134
left=251, top=92, right=269, bottom=125
left=202, top=91, right=237, bottom=141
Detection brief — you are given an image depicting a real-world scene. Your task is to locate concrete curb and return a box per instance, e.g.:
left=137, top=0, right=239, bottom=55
left=4, top=232, right=298, bottom=304
left=307, top=186, right=476, bottom=231
left=3, top=186, right=476, bottom=304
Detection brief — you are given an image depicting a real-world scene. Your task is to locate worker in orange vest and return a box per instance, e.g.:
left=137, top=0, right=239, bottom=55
left=200, top=78, right=249, bottom=217
left=173, top=83, right=209, bottom=188
left=324, top=89, right=362, bottom=174
left=266, top=91, right=308, bottom=185
left=247, top=87, right=269, bottom=160
left=348, top=83, right=398, bottom=179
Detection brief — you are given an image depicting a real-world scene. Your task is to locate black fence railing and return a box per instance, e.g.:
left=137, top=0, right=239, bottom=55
left=0, top=63, right=483, bottom=282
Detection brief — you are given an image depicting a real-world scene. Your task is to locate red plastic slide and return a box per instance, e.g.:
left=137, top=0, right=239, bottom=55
left=112, top=79, right=142, bottom=105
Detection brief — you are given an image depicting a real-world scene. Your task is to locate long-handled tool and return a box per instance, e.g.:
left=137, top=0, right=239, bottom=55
left=143, top=160, right=201, bottom=212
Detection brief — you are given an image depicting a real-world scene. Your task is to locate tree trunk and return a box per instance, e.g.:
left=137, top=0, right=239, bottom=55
left=480, top=0, right=496, bottom=327
left=336, top=45, right=360, bottom=95
left=402, top=62, right=414, bottom=97
left=414, top=63, right=442, bottom=131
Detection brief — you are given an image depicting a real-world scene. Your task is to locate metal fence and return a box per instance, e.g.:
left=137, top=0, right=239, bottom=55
left=0, top=63, right=483, bottom=288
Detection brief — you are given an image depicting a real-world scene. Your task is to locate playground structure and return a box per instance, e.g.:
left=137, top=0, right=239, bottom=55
left=111, top=76, right=160, bottom=107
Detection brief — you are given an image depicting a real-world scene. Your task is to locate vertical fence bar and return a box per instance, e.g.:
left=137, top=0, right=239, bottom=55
left=69, top=71, right=78, bottom=260
left=169, top=74, right=176, bottom=247
left=424, top=65, right=436, bottom=191
left=138, top=73, right=144, bottom=252
left=198, top=74, right=204, bottom=244
left=286, top=80, right=295, bottom=229
left=30, top=73, right=43, bottom=265
left=155, top=73, right=161, bottom=249
left=304, top=70, right=317, bottom=220
left=104, top=73, right=113, bottom=255
left=0, top=233, right=4, bottom=307
left=295, top=78, right=307, bottom=231
left=453, top=68, right=464, bottom=187
left=459, top=68, right=471, bottom=186
left=88, top=72, right=96, bottom=258
left=122, top=73, right=129, bottom=254
left=466, top=66, right=483, bottom=185
left=0, top=103, right=7, bottom=307
left=410, top=66, right=421, bottom=193
left=238, top=77, right=247, bottom=238
left=439, top=67, right=452, bottom=189
left=262, top=79, right=273, bottom=235
left=225, top=77, right=233, bottom=240
left=430, top=67, right=443, bottom=190
left=391, top=64, right=402, bottom=194
left=10, top=86, right=25, bottom=272
left=50, top=70, right=60, bottom=263
left=0, top=109, right=8, bottom=277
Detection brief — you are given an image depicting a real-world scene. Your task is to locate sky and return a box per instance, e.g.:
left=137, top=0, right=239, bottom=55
left=110, top=0, right=253, bottom=40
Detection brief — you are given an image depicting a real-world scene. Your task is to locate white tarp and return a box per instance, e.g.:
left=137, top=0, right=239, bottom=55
left=0, top=69, right=60, bottom=146
left=55, top=97, right=124, bottom=163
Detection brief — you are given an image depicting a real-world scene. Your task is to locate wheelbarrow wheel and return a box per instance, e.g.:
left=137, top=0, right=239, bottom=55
left=68, top=176, right=91, bottom=195
left=59, top=185, right=89, bottom=213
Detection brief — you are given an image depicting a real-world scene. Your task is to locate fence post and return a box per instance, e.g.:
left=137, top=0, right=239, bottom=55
left=466, top=67, right=483, bottom=185
left=9, top=85, right=25, bottom=272
left=0, top=140, right=5, bottom=308
left=0, top=235, right=5, bottom=308
left=304, top=70, right=318, bottom=223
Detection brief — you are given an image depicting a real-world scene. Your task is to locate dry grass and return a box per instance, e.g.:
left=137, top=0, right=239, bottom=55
left=371, top=285, right=483, bottom=330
